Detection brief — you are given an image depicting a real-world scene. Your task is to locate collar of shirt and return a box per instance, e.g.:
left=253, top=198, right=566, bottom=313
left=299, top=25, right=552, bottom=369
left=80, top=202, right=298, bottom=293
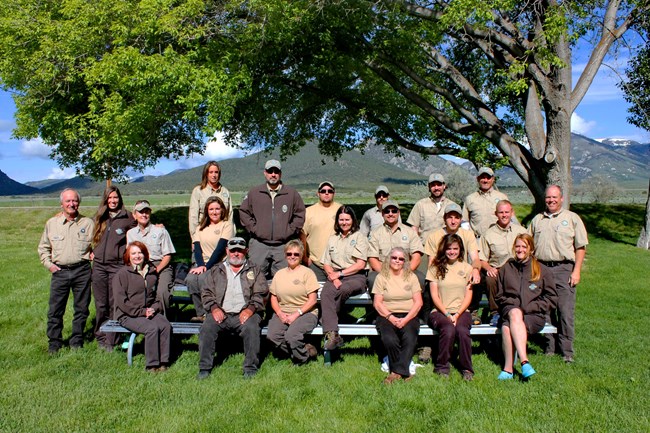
left=227, top=261, right=247, bottom=277
left=478, top=188, right=494, bottom=196
left=137, top=224, right=152, bottom=236
left=543, top=209, right=562, bottom=218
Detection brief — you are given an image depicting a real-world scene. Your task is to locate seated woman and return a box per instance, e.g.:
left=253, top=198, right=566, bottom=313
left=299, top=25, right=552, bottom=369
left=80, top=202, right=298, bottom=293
left=372, top=247, right=422, bottom=384
left=321, top=205, right=369, bottom=351
left=427, top=233, right=474, bottom=380
left=185, top=196, right=234, bottom=322
left=266, top=240, right=320, bottom=365
left=495, top=233, right=557, bottom=380
left=113, top=241, right=171, bottom=372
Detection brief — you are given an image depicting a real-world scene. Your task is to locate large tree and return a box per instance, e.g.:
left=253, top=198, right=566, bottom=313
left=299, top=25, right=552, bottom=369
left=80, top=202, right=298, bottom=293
left=1, top=0, right=646, bottom=205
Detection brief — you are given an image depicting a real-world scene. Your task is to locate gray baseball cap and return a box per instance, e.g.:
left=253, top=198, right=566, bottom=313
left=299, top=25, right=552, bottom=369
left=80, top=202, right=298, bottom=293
left=227, top=237, right=248, bottom=250
left=265, top=159, right=282, bottom=170
left=382, top=200, right=400, bottom=211
left=477, top=167, right=494, bottom=177
left=133, top=200, right=152, bottom=212
left=428, top=173, right=445, bottom=184
left=444, top=203, right=462, bottom=216
left=318, top=181, right=335, bottom=190
left=375, top=185, right=389, bottom=195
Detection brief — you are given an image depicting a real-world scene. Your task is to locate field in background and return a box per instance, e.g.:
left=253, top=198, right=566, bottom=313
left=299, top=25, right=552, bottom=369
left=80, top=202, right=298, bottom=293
left=0, top=204, right=648, bottom=432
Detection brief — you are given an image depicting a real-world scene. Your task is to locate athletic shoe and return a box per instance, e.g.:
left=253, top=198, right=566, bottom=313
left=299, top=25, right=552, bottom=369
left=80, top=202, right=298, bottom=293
left=498, top=370, right=514, bottom=380
left=305, top=343, right=318, bottom=359
left=521, top=363, right=536, bottom=378
left=489, top=313, right=500, bottom=327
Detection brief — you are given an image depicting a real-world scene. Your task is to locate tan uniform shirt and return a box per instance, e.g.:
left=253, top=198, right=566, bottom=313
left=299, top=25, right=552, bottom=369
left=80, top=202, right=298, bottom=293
left=270, top=265, right=319, bottom=316
left=424, top=227, right=478, bottom=262
left=427, top=261, right=473, bottom=313
left=302, top=201, right=342, bottom=268
left=368, top=223, right=424, bottom=261
left=372, top=272, right=421, bottom=314
left=462, top=188, right=509, bottom=238
left=38, top=214, right=94, bottom=269
left=407, top=196, right=458, bottom=243
left=479, top=223, right=527, bottom=268
left=188, top=184, right=233, bottom=238
left=360, top=206, right=401, bottom=237
left=127, top=224, right=176, bottom=261
left=322, top=231, right=369, bottom=270
left=192, top=220, right=234, bottom=262
left=528, top=209, right=589, bottom=262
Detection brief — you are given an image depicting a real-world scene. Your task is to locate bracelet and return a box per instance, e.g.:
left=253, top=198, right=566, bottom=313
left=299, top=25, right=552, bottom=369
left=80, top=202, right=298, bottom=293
left=298, top=308, right=304, bottom=316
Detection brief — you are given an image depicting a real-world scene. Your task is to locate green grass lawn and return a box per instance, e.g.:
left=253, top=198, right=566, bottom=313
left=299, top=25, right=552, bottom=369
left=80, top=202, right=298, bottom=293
left=0, top=205, right=648, bottom=432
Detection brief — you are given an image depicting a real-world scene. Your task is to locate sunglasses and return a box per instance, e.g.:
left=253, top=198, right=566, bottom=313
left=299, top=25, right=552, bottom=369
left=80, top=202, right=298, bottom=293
left=319, top=189, right=334, bottom=194
left=228, top=239, right=247, bottom=247
left=383, top=208, right=399, bottom=214
left=375, top=193, right=389, bottom=199
left=286, top=252, right=301, bottom=258
left=266, top=168, right=281, bottom=174
left=390, top=256, right=406, bottom=262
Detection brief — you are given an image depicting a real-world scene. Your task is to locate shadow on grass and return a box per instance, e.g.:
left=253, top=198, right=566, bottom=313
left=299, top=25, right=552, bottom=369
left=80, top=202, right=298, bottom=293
left=571, top=204, right=644, bottom=245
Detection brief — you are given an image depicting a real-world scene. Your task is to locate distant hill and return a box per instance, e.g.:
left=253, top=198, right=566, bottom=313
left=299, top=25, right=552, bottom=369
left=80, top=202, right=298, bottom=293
left=0, top=170, right=39, bottom=196
left=9, top=133, right=650, bottom=196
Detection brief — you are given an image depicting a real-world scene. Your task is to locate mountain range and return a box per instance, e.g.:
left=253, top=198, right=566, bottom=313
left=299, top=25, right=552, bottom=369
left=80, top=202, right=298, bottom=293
left=1, top=133, right=648, bottom=196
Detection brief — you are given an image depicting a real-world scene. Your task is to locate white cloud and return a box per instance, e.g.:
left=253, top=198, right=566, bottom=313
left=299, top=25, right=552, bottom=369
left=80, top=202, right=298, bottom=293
left=571, top=113, right=597, bottom=135
left=47, top=167, right=77, bottom=180
left=20, top=138, right=51, bottom=158
left=203, top=132, right=246, bottom=160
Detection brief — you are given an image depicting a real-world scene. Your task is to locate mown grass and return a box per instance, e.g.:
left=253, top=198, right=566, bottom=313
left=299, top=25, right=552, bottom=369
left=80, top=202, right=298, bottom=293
left=0, top=205, right=648, bottom=432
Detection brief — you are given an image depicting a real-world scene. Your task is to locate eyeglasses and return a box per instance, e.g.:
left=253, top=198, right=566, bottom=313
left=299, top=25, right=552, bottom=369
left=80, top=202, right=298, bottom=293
left=319, top=189, right=334, bottom=194
left=375, top=193, right=389, bottom=199
left=383, top=208, right=399, bottom=214
left=266, top=168, right=281, bottom=174
left=228, top=239, right=247, bottom=247
left=390, top=256, right=406, bottom=262
left=286, top=252, right=301, bottom=258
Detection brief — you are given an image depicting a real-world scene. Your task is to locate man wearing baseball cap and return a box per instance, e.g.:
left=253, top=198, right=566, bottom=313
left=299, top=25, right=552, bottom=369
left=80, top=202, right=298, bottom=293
left=127, top=200, right=176, bottom=313
left=360, top=185, right=401, bottom=237
left=407, top=172, right=458, bottom=247
left=239, top=159, right=306, bottom=279
left=461, top=167, right=511, bottom=239
left=300, top=181, right=342, bottom=281
left=198, top=237, right=269, bottom=379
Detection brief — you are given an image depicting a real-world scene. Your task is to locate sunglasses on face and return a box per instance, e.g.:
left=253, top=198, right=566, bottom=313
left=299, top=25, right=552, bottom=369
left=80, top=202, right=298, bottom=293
left=319, top=189, right=334, bottom=194
left=383, top=208, right=399, bottom=214
left=390, top=256, right=406, bottom=262
left=286, top=252, right=301, bottom=258
left=375, top=193, right=389, bottom=199
left=266, top=168, right=281, bottom=174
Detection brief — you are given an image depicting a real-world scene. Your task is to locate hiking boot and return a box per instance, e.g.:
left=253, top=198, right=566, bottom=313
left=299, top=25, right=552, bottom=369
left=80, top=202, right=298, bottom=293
left=563, top=355, right=574, bottom=364
left=197, top=370, right=211, bottom=380
left=417, top=346, right=432, bottom=363
left=462, top=370, right=474, bottom=381
left=471, top=311, right=481, bottom=325
left=323, top=331, right=344, bottom=351
left=383, top=372, right=402, bottom=385
left=305, top=343, right=318, bottom=359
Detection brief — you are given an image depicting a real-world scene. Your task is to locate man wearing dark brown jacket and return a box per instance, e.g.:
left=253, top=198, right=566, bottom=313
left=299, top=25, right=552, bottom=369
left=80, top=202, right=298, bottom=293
left=197, top=238, right=269, bottom=379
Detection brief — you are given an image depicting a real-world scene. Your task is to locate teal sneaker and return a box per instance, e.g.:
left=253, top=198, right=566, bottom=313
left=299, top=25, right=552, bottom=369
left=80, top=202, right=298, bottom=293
left=521, top=363, right=536, bottom=378
left=498, top=370, right=514, bottom=380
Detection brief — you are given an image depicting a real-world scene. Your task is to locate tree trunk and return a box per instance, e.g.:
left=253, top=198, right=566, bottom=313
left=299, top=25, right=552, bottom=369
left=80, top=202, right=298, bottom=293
left=638, top=179, right=650, bottom=250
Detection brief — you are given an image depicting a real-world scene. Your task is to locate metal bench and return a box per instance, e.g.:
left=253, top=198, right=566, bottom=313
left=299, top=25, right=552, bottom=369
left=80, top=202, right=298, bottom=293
left=99, top=320, right=557, bottom=366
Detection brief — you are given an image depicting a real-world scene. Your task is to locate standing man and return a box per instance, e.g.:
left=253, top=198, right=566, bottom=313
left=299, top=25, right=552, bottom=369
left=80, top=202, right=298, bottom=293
left=367, top=200, right=425, bottom=289
left=197, top=237, right=269, bottom=379
left=360, top=185, right=401, bottom=237
left=462, top=167, right=510, bottom=239
left=127, top=200, right=176, bottom=313
left=38, top=188, right=94, bottom=354
left=408, top=173, right=458, bottom=243
left=529, top=185, right=588, bottom=363
left=239, top=159, right=306, bottom=278
left=478, top=200, right=527, bottom=326
left=300, top=181, right=342, bottom=281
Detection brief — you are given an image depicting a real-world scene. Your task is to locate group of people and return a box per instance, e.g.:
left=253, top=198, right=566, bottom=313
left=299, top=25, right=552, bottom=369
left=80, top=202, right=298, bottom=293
left=38, top=159, right=588, bottom=383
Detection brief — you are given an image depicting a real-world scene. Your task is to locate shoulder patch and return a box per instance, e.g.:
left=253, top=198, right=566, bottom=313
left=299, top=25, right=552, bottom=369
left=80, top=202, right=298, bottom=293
left=529, top=283, right=538, bottom=291
left=246, top=271, right=255, bottom=280
left=282, top=204, right=288, bottom=213
left=350, top=239, right=357, bottom=246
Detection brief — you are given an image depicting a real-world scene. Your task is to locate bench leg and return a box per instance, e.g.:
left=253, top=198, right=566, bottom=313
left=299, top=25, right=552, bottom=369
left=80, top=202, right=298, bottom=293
left=323, top=349, right=331, bottom=367
left=127, top=333, right=136, bottom=367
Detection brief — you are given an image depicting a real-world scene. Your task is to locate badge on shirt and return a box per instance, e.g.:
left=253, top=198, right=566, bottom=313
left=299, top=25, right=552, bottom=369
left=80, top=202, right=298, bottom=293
left=79, top=228, right=86, bottom=234
left=350, top=239, right=356, bottom=246
left=214, top=228, right=222, bottom=235
left=561, top=220, right=569, bottom=226
left=282, top=205, right=288, bottom=213
left=292, top=279, right=300, bottom=285
left=458, top=270, right=466, bottom=277
left=495, top=198, right=500, bottom=203
left=223, top=192, right=230, bottom=198
left=246, top=271, right=255, bottom=280
left=529, top=283, right=538, bottom=291
left=115, top=228, right=124, bottom=235
left=402, top=235, right=408, bottom=241
left=152, top=234, right=158, bottom=239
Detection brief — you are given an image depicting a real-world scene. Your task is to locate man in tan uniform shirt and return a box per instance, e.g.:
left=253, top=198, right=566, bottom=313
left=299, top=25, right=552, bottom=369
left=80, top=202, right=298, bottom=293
left=38, top=188, right=94, bottom=354
left=461, top=167, right=510, bottom=239
left=479, top=200, right=526, bottom=325
left=300, top=181, right=342, bottom=281
left=529, top=185, right=588, bottom=363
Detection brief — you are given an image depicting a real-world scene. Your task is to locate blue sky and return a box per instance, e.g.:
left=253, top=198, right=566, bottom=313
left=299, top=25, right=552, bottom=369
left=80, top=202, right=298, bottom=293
left=1, top=53, right=648, bottom=184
